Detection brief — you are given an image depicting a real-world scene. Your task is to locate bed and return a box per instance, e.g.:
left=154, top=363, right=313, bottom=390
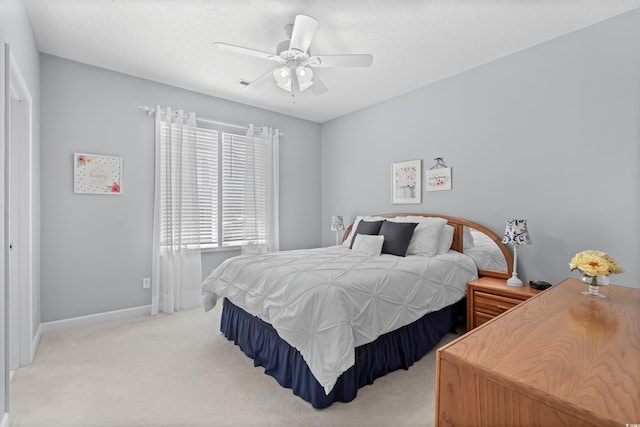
left=202, top=213, right=513, bottom=408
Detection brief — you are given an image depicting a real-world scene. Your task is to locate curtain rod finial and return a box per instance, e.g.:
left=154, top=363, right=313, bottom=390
left=138, top=105, right=155, bottom=116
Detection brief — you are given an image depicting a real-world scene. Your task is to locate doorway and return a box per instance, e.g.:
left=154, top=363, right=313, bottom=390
left=4, top=44, right=35, bottom=377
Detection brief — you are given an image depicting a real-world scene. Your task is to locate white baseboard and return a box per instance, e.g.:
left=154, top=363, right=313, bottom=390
left=1, top=412, right=9, bottom=427
left=40, top=305, right=152, bottom=334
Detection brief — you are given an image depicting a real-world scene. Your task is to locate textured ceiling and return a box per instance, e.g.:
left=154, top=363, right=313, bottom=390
left=24, top=0, right=640, bottom=123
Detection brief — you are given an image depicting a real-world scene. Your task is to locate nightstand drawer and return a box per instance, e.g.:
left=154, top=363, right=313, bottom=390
left=474, top=311, right=495, bottom=328
left=466, top=277, right=541, bottom=331
left=474, top=291, right=523, bottom=317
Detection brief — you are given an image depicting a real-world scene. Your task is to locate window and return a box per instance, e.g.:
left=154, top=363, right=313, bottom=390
left=221, top=133, right=267, bottom=247
left=159, top=121, right=267, bottom=250
left=195, top=127, right=219, bottom=247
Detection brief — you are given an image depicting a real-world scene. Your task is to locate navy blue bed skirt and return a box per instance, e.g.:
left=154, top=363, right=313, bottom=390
left=220, top=298, right=457, bottom=408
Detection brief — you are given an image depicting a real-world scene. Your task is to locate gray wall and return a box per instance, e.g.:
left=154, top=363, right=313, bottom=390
left=321, top=9, right=640, bottom=288
left=40, top=55, right=321, bottom=322
left=1, top=0, right=41, bottom=416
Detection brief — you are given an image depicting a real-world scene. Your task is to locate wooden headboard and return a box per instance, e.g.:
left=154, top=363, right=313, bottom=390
left=342, top=213, right=513, bottom=279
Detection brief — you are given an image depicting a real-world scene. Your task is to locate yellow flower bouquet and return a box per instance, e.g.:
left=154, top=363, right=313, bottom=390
left=569, top=250, right=623, bottom=297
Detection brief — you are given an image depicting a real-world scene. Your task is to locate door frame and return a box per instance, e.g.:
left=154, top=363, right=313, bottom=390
left=4, top=44, right=34, bottom=378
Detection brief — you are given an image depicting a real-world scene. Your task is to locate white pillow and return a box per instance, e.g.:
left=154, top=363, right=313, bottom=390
left=437, top=225, right=455, bottom=254
left=342, top=216, right=385, bottom=246
left=389, top=216, right=447, bottom=256
left=351, top=234, right=385, bottom=256
left=463, top=226, right=475, bottom=248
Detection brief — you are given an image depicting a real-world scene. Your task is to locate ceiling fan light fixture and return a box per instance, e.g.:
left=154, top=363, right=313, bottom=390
left=273, top=67, right=292, bottom=91
left=215, top=14, right=373, bottom=96
left=296, top=66, right=314, bottom=91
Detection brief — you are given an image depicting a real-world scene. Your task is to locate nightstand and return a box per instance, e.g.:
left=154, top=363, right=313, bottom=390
left=466, top=276, right=541, bottom=331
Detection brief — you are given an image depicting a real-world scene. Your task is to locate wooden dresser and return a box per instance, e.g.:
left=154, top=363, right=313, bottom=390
left=435, top=278, right=640, bottom=427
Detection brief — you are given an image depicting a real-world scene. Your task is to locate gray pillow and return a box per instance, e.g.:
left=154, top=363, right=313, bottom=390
left=379, top=221, right=418, bottom=256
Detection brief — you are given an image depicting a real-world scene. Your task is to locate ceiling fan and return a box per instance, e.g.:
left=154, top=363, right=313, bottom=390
left=214, top=15, right=373, bottom=95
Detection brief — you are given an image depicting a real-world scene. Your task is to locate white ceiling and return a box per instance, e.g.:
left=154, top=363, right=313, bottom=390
left=24, top=0, right=640, bottom=123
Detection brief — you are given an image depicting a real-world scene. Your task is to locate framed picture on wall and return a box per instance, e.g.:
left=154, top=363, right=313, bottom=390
left=391, top=159, right=421, bottom=204
left=426, top=167, right=452, bottom=192
left=74, top=153, right=123, bottom=195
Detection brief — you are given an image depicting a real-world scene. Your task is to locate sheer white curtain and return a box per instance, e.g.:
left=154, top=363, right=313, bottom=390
left=241, top=125, right=280, bottom=254
left=151, top=107, right=203, bottom=315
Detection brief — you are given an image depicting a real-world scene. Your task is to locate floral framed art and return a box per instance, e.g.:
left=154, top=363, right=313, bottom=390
left=426, top=167, right=452, bottom=192
left=391, top=159, right=421, bottom=204
left=74, top=153, right=122, bottom=195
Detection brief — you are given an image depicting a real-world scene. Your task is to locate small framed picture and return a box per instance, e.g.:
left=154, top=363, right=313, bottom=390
left=74, top=153, right=123, bottom=195
left=391, top=159, right=421, bottom=204
left=426, top=167, right=452, bottom=192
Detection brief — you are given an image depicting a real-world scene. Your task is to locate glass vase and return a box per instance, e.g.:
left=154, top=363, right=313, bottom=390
left=580, top=274, right=609, bottom=298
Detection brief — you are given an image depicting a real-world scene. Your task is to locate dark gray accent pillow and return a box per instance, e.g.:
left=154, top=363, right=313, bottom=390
left=379, top=221, right=418, bottom=256
left=350, top=220, right=385, bottom=249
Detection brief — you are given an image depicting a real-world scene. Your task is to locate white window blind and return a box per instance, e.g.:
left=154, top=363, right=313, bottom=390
left=222, top=133, right=267, bottom=246
left=195, top=127, right=218, bottom=247
left=159, top=119, right=267, bottom=249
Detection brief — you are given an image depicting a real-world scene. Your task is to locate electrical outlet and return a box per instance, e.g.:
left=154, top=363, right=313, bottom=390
left=142, top=277, right=151, bottom=289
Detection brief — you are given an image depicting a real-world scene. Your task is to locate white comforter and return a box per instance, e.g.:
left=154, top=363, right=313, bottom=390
left=202, top=246, right=478, bottom=394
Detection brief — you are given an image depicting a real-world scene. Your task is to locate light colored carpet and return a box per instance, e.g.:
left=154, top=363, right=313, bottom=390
left=10, top=302, right=458, bottom=427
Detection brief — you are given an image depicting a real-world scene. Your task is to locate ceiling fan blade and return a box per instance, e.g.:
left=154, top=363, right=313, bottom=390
left=289, top=15, right=318, bottom=53
left=309, top=73, right=328, bottom=95
left=213, top=42, right=281, bottom=62
left=242, top=67, right=278, bottom=90
left=309, top=54, right=373, bottom=68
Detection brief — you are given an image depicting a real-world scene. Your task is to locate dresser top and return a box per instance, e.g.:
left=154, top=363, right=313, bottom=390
left=441, top=278, right=640, bottom=424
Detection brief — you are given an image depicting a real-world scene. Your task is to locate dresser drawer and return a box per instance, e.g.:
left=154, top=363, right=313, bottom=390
left=474, top=291, right=523, bottom=317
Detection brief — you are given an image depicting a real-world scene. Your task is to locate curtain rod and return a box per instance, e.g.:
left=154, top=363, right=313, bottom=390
left=138, top=105, right=252, bottom=132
